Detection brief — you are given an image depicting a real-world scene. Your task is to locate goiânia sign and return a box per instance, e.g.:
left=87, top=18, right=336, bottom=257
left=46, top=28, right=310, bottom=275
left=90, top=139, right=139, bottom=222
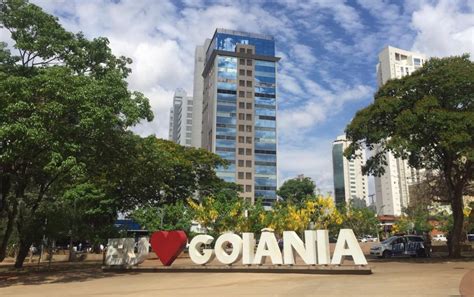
left=105, top=229, right=368, bottom=267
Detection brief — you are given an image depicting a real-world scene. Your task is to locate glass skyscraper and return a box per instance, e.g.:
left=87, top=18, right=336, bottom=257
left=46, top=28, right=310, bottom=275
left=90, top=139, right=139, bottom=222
left=200, top=29, right=279, bottom=206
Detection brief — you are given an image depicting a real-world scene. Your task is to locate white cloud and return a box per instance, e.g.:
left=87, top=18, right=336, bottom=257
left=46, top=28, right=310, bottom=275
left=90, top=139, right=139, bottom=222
left=411, top=0, right=474, bottom=57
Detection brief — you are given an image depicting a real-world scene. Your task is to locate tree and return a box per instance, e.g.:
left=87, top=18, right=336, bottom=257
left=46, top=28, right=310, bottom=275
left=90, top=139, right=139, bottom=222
left=345, top=55, right=473, bottom=257
left=276, top=177, right=316, bottom=204
left=131, top=201, right=193, bottom=233
left=106, top=136, right=231, bottom=209
left=0, top=0, right=153, bottom=266
left=341, top=203, right=379, bottom=238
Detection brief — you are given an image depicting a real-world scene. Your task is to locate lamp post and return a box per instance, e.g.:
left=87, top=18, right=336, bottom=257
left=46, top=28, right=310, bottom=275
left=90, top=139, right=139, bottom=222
left=157, top=208, right=164, bottom=229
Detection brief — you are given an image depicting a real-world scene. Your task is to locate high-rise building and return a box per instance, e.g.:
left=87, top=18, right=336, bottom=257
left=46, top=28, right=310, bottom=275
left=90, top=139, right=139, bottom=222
left=191, top=39, right=211, bottom=148
left=168, top=88, right=193, bottom=146
left=200, top=29, right=279, bottom=205
left=332, top=135, right=369, bottom=207
left=374, top=46, right=427, bottom=216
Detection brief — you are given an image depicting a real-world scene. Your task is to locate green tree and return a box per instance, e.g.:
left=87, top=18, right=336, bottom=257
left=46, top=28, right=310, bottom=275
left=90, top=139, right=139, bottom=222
left=131, top=201, right=193, bottom=233
left=341, top=203, right=379, bottom=238
left=277, top=177, right=316, bottom=204
left=0, top=0, right=152, bottom=267
left=345, top=55, right=473, bottom=257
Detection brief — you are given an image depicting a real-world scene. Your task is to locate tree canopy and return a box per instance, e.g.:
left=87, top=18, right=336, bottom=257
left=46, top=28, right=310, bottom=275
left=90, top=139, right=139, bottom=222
left=345, top=55, right=473, bottom=257
left=276, top=177, right=316, bottom=204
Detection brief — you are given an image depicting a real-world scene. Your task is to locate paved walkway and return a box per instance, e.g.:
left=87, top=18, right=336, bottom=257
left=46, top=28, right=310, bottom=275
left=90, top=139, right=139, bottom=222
left=1, top=260, right=473, bottom=296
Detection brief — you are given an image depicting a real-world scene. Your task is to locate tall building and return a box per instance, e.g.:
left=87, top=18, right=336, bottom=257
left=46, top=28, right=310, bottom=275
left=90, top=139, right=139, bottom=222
left=191, top=39, right=211, bottom=148
left=168, top=88, right=193, bottom=146
left=200, top=29, right=279, bottom=205
left=374, top=46, right=427, bottom=216
left=332, top=135, right=369, bottom=207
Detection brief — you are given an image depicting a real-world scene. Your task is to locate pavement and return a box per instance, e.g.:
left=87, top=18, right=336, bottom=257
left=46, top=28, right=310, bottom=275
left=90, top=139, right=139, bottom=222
left=1, top=258, right=473, bottom=296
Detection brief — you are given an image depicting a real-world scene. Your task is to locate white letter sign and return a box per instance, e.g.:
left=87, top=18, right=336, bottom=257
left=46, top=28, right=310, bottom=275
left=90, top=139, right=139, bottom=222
left=331, top=229, right=368, bottom=265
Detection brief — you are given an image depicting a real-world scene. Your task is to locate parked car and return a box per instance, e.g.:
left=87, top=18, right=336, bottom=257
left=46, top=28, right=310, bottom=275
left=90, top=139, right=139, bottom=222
left=467, top=234, right=474, bottom=242
left=370, top=235, right=429, bottom=258
left=360, top=235, right=377, bottom=242
left=433, top=234, right=447, bottom=242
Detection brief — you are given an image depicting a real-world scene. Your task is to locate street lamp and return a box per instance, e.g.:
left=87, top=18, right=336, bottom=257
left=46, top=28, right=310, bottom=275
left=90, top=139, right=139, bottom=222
left=157, top=208, right=165, bottom=229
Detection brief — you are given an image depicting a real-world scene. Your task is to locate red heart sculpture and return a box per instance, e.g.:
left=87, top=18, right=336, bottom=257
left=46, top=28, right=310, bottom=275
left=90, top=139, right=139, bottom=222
left=150, top=231, right=188, bottom=266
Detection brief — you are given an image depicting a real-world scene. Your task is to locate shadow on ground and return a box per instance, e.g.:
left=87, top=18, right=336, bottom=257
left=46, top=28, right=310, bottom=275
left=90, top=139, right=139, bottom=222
left=0, top=262, right=131, bottom=288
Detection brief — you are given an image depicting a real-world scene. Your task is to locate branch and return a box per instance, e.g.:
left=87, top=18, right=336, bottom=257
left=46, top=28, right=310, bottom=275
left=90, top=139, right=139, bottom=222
left=32, top=56, right=59, bottom=67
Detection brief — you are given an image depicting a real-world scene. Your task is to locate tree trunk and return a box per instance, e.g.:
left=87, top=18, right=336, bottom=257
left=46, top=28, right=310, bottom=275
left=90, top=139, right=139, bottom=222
left=14, top=239, right=31, bottom=268
left=448, top=186, right=464, bottom=258
left=0, top=203, right=17, bottom=261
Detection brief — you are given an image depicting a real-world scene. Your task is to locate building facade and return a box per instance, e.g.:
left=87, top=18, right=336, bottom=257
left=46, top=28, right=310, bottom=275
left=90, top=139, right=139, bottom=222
left=332, top=135, right=369, bottom=207
left=191, top=39, right=211, bottom=148
left=168, top=88, right=193, bottom=146
left=200, top=29, right=279, bottom=205
left=374, top=46, right=427, bottom=216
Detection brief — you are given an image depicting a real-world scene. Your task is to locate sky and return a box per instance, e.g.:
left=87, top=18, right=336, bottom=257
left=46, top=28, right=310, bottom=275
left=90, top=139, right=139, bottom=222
left=1, top=0, right=473, bottom=194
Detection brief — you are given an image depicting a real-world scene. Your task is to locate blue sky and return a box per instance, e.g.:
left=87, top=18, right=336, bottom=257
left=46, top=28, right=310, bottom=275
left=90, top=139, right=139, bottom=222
left=1, top=0, right=473, bottom=193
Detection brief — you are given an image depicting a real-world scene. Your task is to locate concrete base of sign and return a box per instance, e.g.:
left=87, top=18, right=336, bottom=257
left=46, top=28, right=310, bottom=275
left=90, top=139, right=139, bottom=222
left=102, top=264, right=372, bottom=275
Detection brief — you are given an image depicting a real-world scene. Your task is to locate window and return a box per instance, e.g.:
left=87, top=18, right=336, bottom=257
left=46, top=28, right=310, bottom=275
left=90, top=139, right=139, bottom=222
left=246, top=126, right=252, bottom=132
left=240, top=59, right=245, bottom=65
left=395, top=53, right=400, bottom=61
left=239, top=125, right=245, bottom=132
left=239, top=69, right=245, bottom=75
left=246, top=48, right=253, bottom=54
left=246, top=137, right=252, bottom=144
left=246, top=172, right=252, bottom=179
left=246, top=59, right=252, bottom=66
left=247, top=70, right=252, bottom=76
left=246, top=103, right=252, bottom=109
left=238, top=136, right=244, bottom=143
left=246, top=160, right=252, bottom=167
left=239, top=91, right=245, bottom=97
left=238, top=172, right=244, bottom=179
left=238, top=160, right=244, bottom=167
left=246, top=81, right=252, bottom=87
left=246, top=114, right=252, bottom=121
left=246, top=91, right=252, bottom=98
left=246, top=148, right=252, bottom=155
left=186, top=119, right=192, bottom=124
left=239, top=102, right=245, bottom=108
left=245, top=185, right=252, bottom=192
left=239, top=48, right=245, bottom=53
left=238, top=148, right=245, bottom=155
left=239, top=80, right=245, bottom=87
left=239, top=113, right=245, bottom=120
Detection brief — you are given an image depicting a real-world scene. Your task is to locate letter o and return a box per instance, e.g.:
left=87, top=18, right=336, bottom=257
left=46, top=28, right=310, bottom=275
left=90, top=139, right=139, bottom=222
left=214, top=233, right=242, bottom=265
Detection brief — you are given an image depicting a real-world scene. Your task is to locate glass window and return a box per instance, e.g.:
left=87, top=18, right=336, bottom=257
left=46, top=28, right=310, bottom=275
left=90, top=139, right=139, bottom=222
left=247, top=70, right=252, bottom=76
left=239, top=69, right=245, bottom=75
left=246, top=148, right=252, bottom=155
left=245, top=185, right=252, bottom=192
left=238, top=160, right=244, bottom=167
left=240, top=58, right=245, bottom=65
left=246, top=160, right=252, bottom=167
left=247, top=59, right=253, bottom=66
left=238, top=148, right=244, bottom=155
left=238, top=172, right=244, bottom=179
left=246, top=172, right=252, bottom=179
left=246, top=103, right=252, bottom=109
